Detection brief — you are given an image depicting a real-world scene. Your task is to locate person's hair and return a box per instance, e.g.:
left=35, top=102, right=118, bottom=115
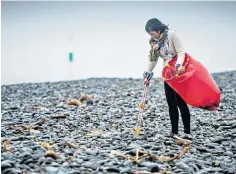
left=145, top=18, right=168, bottom=34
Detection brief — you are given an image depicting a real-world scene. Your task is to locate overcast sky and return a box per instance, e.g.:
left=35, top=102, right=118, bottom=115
left=2, top=1, right=236, bottom=85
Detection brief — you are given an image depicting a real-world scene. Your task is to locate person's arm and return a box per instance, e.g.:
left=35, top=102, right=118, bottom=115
left=143, top=40, right=159, bottom=83
left=143, top=51, right=158, bottom=85
left=146, top=59, right=158, bottom=72
left=171, top=31, right=185, bottom=66
left=146, top=47, right=159, bottom=72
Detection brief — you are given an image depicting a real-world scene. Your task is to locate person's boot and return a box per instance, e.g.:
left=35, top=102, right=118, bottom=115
left=166, top=132, right=179, bottom=138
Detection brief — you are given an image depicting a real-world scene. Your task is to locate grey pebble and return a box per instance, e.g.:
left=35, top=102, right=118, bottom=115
left=225, top=151, right=234, bottom=157
left=1, top=160, right=12, bottom=170
left=82, top=161, right=100, bottom=170
left=120, top=167, right=133, bottom=174
left=196, top=146, right=208, bottom=152
left=139, top=161, right=160, bottom=172
left=188, top=163, right=199, bottom=172
left=176, top=162, right=190, bottom=171
left=45, top=166, right=59, bottom=173
left=1, top=168, right=22, bottom=174
left=104, top=167, right=120, bottom=173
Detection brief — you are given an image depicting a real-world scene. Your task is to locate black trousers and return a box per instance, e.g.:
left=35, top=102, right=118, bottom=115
left=164, top=82, right=191, bottom=134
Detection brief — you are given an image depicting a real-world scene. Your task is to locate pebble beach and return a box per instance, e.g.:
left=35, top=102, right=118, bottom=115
left=1, top=70, right=236, bottom=174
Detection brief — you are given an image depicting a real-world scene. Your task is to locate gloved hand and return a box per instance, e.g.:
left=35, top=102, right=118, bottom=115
left=175, top=64, right=185, bottom=74
left=175, top=57, right=185, bottom=74
left=143, top=71, right=154, bottom=85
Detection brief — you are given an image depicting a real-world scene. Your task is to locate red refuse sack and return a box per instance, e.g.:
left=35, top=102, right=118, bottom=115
left=162, top=53, right=221, bottom=111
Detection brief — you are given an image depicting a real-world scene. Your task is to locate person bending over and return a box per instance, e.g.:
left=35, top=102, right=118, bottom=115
left=143, top=18, right=192, bottom=140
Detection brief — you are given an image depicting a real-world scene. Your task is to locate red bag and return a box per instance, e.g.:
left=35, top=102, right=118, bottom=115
left=162, top=53, right=221, bottom=111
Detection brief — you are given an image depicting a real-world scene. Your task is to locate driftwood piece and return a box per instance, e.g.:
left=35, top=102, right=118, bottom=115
left=113, top=135, right=192, bottom=164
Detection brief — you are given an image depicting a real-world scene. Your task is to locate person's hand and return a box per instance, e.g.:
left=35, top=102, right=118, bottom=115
left=152, top=44, right=159, bottom=51
left=176, top=65, right=185, bottom=74
left=143, top=71, right=153, bottom=86
left=143, top=72, right=150, bottom=85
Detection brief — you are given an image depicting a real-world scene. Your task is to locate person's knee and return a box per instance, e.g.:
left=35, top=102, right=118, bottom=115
left=166, top=99, right=177, bottom=108
left=176, top=100, right=189, bottom=110
left=168, top=104, right=178, bottom=113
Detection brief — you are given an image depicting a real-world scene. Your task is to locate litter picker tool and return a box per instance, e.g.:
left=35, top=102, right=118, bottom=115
left=135, top=72, right=153, bottom=134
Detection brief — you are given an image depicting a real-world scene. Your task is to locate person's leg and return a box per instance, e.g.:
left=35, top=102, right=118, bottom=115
left=164, top=82, right=179, bottom=134
left=174, top=91, right=191, bottom=134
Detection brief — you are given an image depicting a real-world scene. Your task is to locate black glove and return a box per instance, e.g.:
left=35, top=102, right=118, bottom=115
left=143, top=71, right=154, bottom=81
